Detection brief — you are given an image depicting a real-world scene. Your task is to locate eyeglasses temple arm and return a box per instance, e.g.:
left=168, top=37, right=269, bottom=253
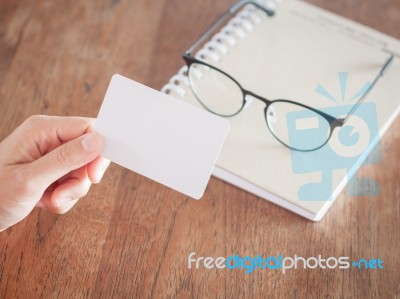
left=186, top=0, right=274, bottom=56
left=342, top=54, right=394, bottom=123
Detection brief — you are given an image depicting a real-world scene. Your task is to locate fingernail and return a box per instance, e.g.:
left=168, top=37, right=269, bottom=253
left=81, top=133, right=101, bottom=153
left=57, top=197, right=72, bottom=207
left=93, top=172, right=103, bottom=184
left=95, top=162, right=109, bottom=183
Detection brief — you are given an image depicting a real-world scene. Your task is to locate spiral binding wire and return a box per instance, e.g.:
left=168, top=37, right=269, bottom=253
left=161, top=1, right=279, bottom=97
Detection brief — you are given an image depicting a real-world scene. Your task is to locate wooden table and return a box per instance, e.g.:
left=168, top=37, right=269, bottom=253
left=0, top=0, right=399, bottom=298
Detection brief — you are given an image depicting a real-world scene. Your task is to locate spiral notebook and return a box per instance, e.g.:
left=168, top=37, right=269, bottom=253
left=161, top=0, right=400, bottom=221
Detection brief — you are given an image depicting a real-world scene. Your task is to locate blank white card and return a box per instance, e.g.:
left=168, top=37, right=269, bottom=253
left=95, top=74, right=230, bottom=199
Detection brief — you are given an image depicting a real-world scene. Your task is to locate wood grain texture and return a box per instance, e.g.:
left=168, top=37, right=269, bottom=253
left=0, top=0, right=399, bottom=298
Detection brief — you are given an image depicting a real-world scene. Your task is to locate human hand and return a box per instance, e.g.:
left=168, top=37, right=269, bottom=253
left=0, top=115, right=110, bottom=231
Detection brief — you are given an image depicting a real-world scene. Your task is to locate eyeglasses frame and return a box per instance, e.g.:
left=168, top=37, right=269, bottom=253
left=182, top=0, right=394, bottom=151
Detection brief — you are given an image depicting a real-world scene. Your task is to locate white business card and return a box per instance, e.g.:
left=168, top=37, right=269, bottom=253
left=95, top=74, right=230, bottom=199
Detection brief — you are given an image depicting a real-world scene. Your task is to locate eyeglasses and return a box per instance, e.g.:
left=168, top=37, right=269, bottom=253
left=182, top=0, right=394, bottom=151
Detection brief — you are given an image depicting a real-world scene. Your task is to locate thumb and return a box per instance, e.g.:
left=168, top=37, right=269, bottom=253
left=30, top=133, right=103, bottom=189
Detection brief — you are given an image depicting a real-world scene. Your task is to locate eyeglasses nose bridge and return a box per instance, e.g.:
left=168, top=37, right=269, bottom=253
left=244, top=94, right=255, bottom=109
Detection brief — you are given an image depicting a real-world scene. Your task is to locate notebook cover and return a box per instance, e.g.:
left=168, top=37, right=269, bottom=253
left=162, top=0, right=400, bottom=220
